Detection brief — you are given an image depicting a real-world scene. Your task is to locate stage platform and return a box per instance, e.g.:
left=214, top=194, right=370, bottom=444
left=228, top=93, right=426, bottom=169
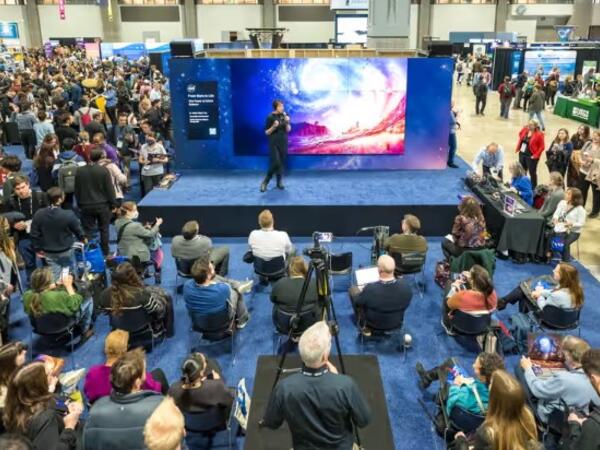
left=139, top=159, right=470, bottom=237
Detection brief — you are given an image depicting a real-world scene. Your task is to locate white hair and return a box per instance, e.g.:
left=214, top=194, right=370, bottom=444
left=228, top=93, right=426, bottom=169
left=299, top=321, right=331, bottom=368
left=377, top=254, right=395, bottom=275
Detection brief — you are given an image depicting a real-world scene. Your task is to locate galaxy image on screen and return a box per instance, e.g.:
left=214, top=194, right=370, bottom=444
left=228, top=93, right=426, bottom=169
left=230, top=58, right=407, bottom=156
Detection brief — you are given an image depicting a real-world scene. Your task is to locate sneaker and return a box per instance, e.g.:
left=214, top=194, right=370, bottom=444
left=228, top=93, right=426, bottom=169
left=440, top=318, right=456, bottom=336
left=360, top=326, right=372, bottom=337
left=238, top=279, right=254, bottom=294
left=237, top=316, right=250, bottom=329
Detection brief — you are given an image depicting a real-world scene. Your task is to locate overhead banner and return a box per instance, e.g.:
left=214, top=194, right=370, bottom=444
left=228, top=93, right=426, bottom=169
left=331, top=0, right=368, bottom=10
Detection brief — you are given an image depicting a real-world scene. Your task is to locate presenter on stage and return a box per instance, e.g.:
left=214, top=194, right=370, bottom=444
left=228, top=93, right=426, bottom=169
left=261, top=100, right=290, bottom=193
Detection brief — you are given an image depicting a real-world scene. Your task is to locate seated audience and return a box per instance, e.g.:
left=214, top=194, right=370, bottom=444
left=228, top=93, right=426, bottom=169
left=84, top=330, right=168, bottom=404
left=99, top=262, right=173, bottom=336
left=509, top=161, right=534, bottom=206
left=143, top=397, right=185, bottom=450
left=171, top=220, right=230, bottom=277
left=551, top=187, right=586, bottom=262
left=441, top=265, right=497, bottom=336
left=262, top=321, right=372, bottom=449
left=348, top=255, right=412, bottom=336
left=415, top=353, right=505, bottom=418
left=115, top=201, right=163, bottom=284
left=539, top=172, right=565, bottom=222
left=3, top=362, right=83, bottom=450
left=183, top=259, right=249, bottom=329
left=23, top=267, right=94, bottom=340
left=442, top=197, right=487, bottom=260
left=516, top=336, right=600, bottom=424
left=471, top=142, right=504, bottom=180
left=565, top=348, right=600, bottom=449
left=384, top=214, right=428, bottom=254
left=248, top=209, right=293, bottom=261
left=271, top=256, right=320, bottom=316
left=83, top=349, right=163, bottom=450
left=0, top=341, right=27, bottom=409
left=452, top=370, right=540, bottom=450
left=498, top=262, right=584, bottom=313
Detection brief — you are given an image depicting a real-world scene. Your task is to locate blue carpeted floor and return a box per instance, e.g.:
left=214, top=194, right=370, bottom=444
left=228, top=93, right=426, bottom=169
left=7, top=236, right=600, bottom=450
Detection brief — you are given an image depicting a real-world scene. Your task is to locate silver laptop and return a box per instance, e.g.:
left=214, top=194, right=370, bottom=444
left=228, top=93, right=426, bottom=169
left=355, top=266, right=380, bottom=288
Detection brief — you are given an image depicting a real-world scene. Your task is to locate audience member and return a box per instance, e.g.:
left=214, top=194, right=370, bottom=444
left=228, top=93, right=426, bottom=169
left=143, top=397, right=185, bottom=450
left=97, top=147, right=127, bottom=203
left=13, top=101, right=36, bottom=159
left=384, top=214, right=428, bottom=254
left=516, top=119, right=545, bottom=188
left=1, top=155, right=26, bottom=201
left=262, top=321, right=372, bottom=449
left=497, top=76, right=515, bottom=119
left=248, top=209, right=293, bottom=261
left=270, top=256, right=321, bottom=318
left=53, top=114, right=78, bottom=148
left=509, top=162, right=534, bottom=206
left=539, top=172, right=565, bottom=223
left=0, top=341, right=27, bottom=409
left=139, top=131, right=167, bottom=195
left=568, top=125, right=591, bottom=187
left=171, top=220, right=230, bottom=277
left=578, top=130, right=600, bottom=218
left=527, top=84, right=546, bottom=131
left=83, top=349, right=163, bottom=449
left=107, top=112, right=137, bottom=178
left=442, top=197, right=487, bottom=260
left=32, top=141, right=57, bottom=192
left=33, top=111, right=54, bottom=146
left=546, top=128, right=573, bottom=177
left=84, top=330, right=168, bottom=404
left=551, top=187, right=586, bottom=262
left=471, top=142, right=504, bottom=180
left=84, top=111, right=106, bottom=139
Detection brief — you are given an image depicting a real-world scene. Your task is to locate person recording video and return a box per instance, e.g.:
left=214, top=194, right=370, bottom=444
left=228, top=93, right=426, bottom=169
left=260, top=100, right=290, bottom=193
left=261, top=321, right=372, bottom=449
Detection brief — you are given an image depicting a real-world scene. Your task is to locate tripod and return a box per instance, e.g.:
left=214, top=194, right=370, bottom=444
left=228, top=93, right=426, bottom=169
left=267, top=246, right=364, bottom=449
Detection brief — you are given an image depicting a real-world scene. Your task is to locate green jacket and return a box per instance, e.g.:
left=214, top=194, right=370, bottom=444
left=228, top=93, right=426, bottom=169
left=446, top=379, right=489, bottom=416
left=450, top=248, right=495, bottom=277
left=23, top=288, right=83, bottom=317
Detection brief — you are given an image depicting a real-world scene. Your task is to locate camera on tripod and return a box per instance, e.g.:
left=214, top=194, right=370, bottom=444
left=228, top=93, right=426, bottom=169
left=303, top=231, right=333, bottom=262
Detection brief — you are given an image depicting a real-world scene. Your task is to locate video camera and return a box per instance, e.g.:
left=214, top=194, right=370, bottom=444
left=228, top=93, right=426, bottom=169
left=303, top=231, right=333, bottom=262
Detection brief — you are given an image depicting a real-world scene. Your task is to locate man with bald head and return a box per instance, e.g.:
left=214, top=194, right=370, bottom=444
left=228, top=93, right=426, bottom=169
left=349, top=255, right=413, bottom=336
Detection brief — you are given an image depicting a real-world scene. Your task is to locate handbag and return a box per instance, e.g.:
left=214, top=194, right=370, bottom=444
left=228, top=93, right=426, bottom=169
left=75, top=241, right=106, bottom=274
left=434, top=260, right=451, bottom=288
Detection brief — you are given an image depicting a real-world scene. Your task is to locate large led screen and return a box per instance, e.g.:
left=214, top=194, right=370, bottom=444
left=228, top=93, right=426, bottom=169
left=230, top=58, right=406, bottom=156
left=524, top=50, right=577, bottom=79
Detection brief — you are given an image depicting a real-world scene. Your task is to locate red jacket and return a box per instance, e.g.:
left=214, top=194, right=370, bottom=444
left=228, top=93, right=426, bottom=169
left=516, top=127, right=545, bottom=160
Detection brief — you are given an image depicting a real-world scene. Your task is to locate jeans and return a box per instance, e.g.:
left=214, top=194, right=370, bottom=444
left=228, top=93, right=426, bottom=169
left=76, top=297, right=94, bottom=333
left=17, top=238, right=37, bottom=279
left=210, top=246, right=230, bottom=277
left=80, top=205, right=112, bottom=255
left=561, top=232, right=580, bottom=262
left=519, top=151, right=539, bottom=189
left=447, top=132, right=457, bottom=165
left=475, top=95, right=486, bottom=115
left=227, top=289, right=249, bottom=325
left=44, top=249, right=75, bottom=281
left=514, top=88, right=523, bottom=108
left=500, top=98, right=512, bottom=119
left=578, top=174, right=600, bottom=215
left=528, top=110, right=545, bottom=131
left=19, top=129, right=37, bottom=159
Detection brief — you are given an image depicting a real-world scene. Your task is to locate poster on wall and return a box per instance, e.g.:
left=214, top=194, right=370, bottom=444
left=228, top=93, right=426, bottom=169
left=524, top=49, right=577, bottom=78
left=186, top=82, right=220, bottom=140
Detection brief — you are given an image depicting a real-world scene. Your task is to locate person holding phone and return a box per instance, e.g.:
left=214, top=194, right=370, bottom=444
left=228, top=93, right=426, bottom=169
left=261, top=100, right=290, bottom=192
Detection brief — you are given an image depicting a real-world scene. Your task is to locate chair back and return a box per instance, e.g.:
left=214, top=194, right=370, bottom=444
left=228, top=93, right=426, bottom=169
left=253, top=256, right=286, bottom=281
left=450, top=249, right=496, bottom=277
left=190, top=308, right=232, bottom=341
left=330, top=252, right=353, bottom=274
left=540, top=306, right=580, bottom=330
left=272, top=307, right=319, bottom=337
left=449, top=406, right=485, bottom=434
left=184, top=407, right=228, bottom=434
left=175, top=257, right=196, bottom=277
left=109, top=306, right=152, bottom=334
left=30, top=313, right=76, bottom=336
left=390, top=251, right=426, bottom=276
left=451, top=310, right=491, bottom=335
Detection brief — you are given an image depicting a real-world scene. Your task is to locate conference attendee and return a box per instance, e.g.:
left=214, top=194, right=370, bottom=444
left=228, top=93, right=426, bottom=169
left=74, top=147, right=118, bottom=256
left=33, top=111, right=54, bottom=146
left=84, top=330, right=167, bottom=404
left=183, top=258, right=250, bottom=329
left=452, top=370, right=540, bottom=450
left=84, top=111, right=106, bottom=138
left=473, top=74, right=488, bottom=116
left=168, top=352, right=233, bottom=416
left=527, top=84, right=546, bottom=131
left=441, top=197, right=487, bottom=260
left=262, top=321, right=372, bottom=449
left=3, top=362, right=83, bottom=450
left=447, top=103, right=459, bottom=168
left=565, top=349, right=600, bottom=449
left=471, top=142, right=504, bottom=180
left=23, top=267, right=94, bottom=339
left=32, top=141, right=57, bottom=192
left=545, top=70, right=560, bottom=107
left=99, top=262, right=173, bottom=336
left=441, top=264, right=497, bottom=336
left=107, top=112, right=137, bottom=178
left=551, top=187, right=587, bottom=262
left=516, top=336, right=599, bottom=424
left=74, top=131, right=93, bottom=162
left=91, top=132, right=119, bottom=165
left=509, top=162, right=534, bottom=206
left=539, top=172, right=565, bottom=223
left=74, top=98, right=100, bottom=131
left=348, top=255, right=412, bottom=336
left=143, top=397, right=185, bottom=450
left=415, top=353, right=504, bottom=420
left=497, top=76, right=515, bottom=119
left=513, top=70, right=528, bottom=109
left=139, top=131, right=168, bottom=196
left=261, top=99, right=290, bottom=192
left=13, top=101, right=37, bottom=159
left=546, top=128, right=573, bottom=177
left=248, top=209, right=294, bottom=261
left=83, top=349, right=164, bottom=450
left=0, top=341, right=27, bottom=409
left=103, top=83, right=117, bottom=124
left=516, top=119, right=545, bottom=189
left=384, top=214, right=428, bottom=254
left=53, top=114, right=78, bottom=149
left=171, top=220, right=230, bottom=277
left=1, top=155, right=26, bottom=201
left=578, top=131, right=600, bottom=218
left=5, top=176, right=48, bottom=279
left=115, top=201, right=163, bottom=284
left=30, top=187, right=84, bottom=279
left=97, top=147, right=127, bottom=202
left=569, top=125, right=591, bottom=187
left=271, top=256, right=320, bottom=316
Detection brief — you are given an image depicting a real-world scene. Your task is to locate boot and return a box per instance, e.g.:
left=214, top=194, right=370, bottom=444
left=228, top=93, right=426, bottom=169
left=415, top=362, right=435, bottom=390
left=276, top=176, right=285, bottom=190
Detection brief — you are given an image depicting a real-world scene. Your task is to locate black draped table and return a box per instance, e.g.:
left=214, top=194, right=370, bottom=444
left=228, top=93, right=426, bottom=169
left=466, top=177, right=546, bottom=258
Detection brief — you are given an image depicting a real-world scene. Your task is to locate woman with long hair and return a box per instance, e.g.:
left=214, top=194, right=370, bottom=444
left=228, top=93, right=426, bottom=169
left=578, top=130, right=600, bottom=218
left=539, top=172, right=565, bottom=223
left=0, top=341, right=27, bottom=409
left=515, top=119, right=545, bottom=188
left=498, top=262, right=584, bottom=312
left=546, top=128, right=573, bottom=176
left=552, top=187, right=587, bottom=262
left=32, top=141, right=57, bottom=192
left=441, top=196, right=487, bottom=260
left=453, top=370, right=539, bottom=450
left=509, top=161, right=534, bottom=206
left=3, top=362, right=82, bottom=449
left=568, top=125, right=591, bottom=187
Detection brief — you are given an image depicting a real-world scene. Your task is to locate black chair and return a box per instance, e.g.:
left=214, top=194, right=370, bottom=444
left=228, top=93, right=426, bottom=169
left=272, top=307, right=321, bottom=353
left=449, top=310, right=492, bottom=336
left=330, top=252, right=353, bottom=292
left=29, top=313, right=78, bottom=366
left=390, top=251, right=427, bottom=298
left=253, top=256, right=286, bottom=283
left=189, top=308, right=236, bottom=364
left=184, top=403, right=236, bottom=450
left=174, top=257, right=196, bottom=296
left=448, top=405, right=485, bottom=434
left=109, top=306, right=162, bottom=352
left=535, top=306, right=581, bottom=336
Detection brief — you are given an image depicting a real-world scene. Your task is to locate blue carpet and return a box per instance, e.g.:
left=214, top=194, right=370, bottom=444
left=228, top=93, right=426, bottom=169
left=7, top=237, right=600, bottom=450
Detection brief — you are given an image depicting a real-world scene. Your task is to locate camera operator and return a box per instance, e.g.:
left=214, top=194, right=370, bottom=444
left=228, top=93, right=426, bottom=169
left=262, top=321, right=372, bottom=450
